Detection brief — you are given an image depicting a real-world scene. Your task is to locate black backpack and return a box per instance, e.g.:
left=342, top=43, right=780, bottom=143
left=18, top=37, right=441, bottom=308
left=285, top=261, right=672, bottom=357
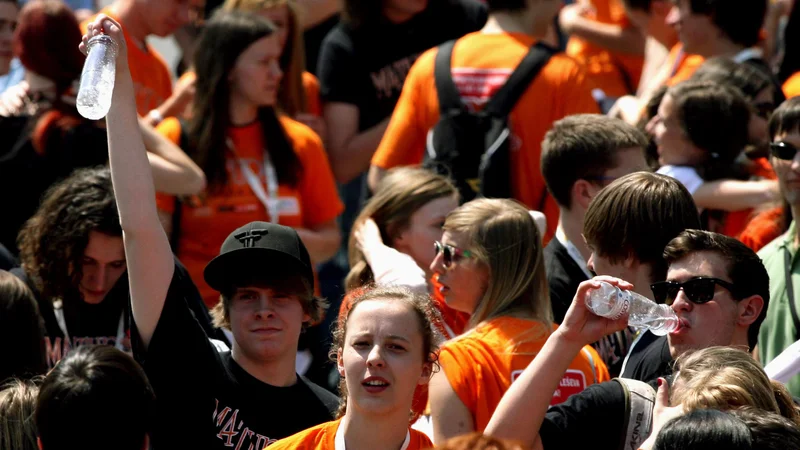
left=423, top=39, right=554, bottom=203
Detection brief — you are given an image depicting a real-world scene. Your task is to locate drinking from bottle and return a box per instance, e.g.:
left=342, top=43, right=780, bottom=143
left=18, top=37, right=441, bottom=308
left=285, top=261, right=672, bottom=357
left=77, top=34, right=118, bottom=120
left=585, top=281, right=679, bottom=336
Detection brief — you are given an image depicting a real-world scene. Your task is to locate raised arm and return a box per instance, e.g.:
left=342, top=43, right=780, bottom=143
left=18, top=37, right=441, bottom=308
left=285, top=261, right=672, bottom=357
left=81, top=16, right=175, bottom=348
left=484, top=277, right=631, bottom=445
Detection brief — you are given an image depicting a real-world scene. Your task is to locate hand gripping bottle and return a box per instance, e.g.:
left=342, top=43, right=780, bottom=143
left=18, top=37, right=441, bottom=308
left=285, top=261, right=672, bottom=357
left=77, top=34, right=118, bottom=120
left=585, top=281, right=679, bottom=336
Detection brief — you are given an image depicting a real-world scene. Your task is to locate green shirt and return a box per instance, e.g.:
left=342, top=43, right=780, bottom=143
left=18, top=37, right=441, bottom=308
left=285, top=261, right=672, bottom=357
left=758, top=220, right=800, bottom=396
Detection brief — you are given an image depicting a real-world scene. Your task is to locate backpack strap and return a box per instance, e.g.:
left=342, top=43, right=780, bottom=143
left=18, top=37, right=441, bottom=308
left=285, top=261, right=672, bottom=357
left=614, top=378, right=656, bottom=450
left=484, top=42, right=554, bottom=117
left=434, top=40, right=464, bottom=114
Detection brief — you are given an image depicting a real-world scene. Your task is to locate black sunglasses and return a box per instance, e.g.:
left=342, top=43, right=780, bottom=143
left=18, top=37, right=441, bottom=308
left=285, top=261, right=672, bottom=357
left=434, top=241, right=473, bottom=269
left=650, top=277, right=739, bottom=305
left=771, top=141, right=799, bottom=161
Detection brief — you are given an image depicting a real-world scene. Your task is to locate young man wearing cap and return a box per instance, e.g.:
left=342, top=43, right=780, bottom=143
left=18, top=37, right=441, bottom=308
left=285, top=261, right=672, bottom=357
left=92, top=14, right=337, bottom=450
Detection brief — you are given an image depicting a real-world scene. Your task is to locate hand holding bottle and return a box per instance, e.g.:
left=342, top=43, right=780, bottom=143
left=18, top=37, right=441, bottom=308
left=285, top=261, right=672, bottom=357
left=557, top=276, right=633, bottom=347
left=78, top=15, right=129, bottom=119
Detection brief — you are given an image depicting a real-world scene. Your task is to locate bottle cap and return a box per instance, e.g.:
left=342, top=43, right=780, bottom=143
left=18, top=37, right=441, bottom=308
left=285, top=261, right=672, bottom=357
left=86, top=34, right=118, bottom=58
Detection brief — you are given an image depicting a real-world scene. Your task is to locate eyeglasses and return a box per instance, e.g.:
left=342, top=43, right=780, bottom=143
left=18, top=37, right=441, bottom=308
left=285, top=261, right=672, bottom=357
left=650, top=277, right=739, bottom=305
left=770, top=141, right=799, bottom=161
left=753, top=102, right=775, bottom=120
left=434, top=241, right=474, bottom=269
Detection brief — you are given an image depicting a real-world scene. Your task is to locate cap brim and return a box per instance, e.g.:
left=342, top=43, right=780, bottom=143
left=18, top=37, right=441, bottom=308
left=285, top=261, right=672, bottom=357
left=203, top=247, right=313, bottom=292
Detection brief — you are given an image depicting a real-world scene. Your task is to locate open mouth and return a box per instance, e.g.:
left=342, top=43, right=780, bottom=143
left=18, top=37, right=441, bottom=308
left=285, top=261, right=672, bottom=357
left=361, top=377, right=390, bottom=393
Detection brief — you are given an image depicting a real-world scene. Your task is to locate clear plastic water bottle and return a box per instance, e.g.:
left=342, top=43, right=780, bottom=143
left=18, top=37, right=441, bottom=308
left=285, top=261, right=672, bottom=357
left=585, top=281, right=679, bottom=336
left=76, top=34, right=118, bottom=120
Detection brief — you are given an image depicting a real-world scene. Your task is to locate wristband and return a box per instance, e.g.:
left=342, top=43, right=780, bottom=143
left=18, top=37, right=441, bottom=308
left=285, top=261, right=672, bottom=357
left=148, top=109, right=165, bottom=125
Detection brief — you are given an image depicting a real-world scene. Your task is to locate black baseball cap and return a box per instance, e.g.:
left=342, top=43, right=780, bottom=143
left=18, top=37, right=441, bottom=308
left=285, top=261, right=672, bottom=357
left=204, top=221, right=314, bottom=292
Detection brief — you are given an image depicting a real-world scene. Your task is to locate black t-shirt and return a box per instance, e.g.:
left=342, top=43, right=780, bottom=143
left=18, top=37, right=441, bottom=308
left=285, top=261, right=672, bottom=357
left=12, top=267, right=130, bottom=369
left=132, top=264, right=338, bottom=449
left=11, top=260, right=225, bottom=369
left=621, top=334, right=674, bottom=383
left=541, top=377, right=667, bottom=450
left=545, top=238, right=634, bottom=377
left=317, top=0, right=487, bottom=131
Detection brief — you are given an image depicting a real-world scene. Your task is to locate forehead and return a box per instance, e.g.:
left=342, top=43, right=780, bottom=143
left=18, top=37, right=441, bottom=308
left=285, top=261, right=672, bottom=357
left=239, top=34, right=280, bottom=59
left=0, top=3, right=17, bottom=20
left=414, top=195, right=458, bottom=220
left=441, top=230, right=469, bottom=247
left=347, top=299, right=422, bottom=337
left=84, top=231, right=125, bottom=261
left=666, top=251, right=729, bottom=282
left=776, top=131, right=800, bottom=146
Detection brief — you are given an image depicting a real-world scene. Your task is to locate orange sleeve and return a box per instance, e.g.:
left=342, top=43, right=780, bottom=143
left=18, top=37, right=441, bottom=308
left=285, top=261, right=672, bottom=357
left=282, top=117, right=344, bottom=227
left=302, top=71, right=322, bottom=117
left=371, top=50, right=435, bottom=170
left=154, top=117, right=183, bottom=213
left=738, top=206, right=785, bottom=252
left=784, top=72, right=800, bottom=99
left=438, top=341, right=479, bottom=413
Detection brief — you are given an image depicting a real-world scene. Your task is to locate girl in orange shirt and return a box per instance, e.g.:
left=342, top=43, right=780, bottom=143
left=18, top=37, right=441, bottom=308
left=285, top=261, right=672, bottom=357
left=347, top=167, right=468, bottom=339
left=428, top=198, right=609, bottom=443
left=156, top=11, right=342, bottom=306
left=269, top=286, right=441, bottom=450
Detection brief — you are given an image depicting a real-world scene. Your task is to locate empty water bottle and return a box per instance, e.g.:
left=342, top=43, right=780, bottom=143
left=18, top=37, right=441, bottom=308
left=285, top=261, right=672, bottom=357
left=585, top=281, right=679, bottom=336
left=77, top=34, right=118, bottom=120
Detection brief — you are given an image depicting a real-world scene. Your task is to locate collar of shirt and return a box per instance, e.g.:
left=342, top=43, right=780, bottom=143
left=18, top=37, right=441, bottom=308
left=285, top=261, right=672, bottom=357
left=334, top=421, right=410, bottom=450
left=555, top=225, right=593, bottom=279
left=732, top=47, right=764, bottom=63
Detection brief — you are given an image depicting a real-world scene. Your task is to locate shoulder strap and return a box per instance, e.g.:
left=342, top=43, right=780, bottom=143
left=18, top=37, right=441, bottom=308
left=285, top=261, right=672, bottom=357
left=614, top=378, right=656, bottom=450
left=484, top=42, right=554, bottom=117
left=434, top=40, right=464, bottom=113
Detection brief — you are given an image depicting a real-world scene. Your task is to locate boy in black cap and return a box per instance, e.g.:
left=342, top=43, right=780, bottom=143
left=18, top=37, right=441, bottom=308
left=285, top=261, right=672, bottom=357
left=86, top=15, right=338, bottom=450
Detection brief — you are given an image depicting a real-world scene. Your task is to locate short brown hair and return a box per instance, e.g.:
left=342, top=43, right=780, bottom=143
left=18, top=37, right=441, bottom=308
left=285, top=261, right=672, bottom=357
left=663, top=230, right=769, bottom=351
left=211, top=272, right=328, bottom=329
left=541, top=114, right=648, bottom=209
left=0, top=270, right=46, bottom=382
left=583, top=172, right=700, bottom=282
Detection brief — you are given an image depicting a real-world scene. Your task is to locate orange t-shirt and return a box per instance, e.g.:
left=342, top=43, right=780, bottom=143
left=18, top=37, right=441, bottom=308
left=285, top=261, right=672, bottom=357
left=82, top=9, right=173, bottom=116
left=565, top=0, right=644, bottom=98
left=665, top=44, right=705, bottom=87
left=267, top=419, right=433, bottom=450
left=739, top=206, right=785, bottom=252
left=717, top=158, right=777, bottom=238
left=438, top=317, right=610, bottom=433
left=156, top=116, right=343, bottom=306
left=371, top=32, right=600, bottom=242
left=178, top=70, right=322, bottom=117
left=784, top=72, right=800, bottom=99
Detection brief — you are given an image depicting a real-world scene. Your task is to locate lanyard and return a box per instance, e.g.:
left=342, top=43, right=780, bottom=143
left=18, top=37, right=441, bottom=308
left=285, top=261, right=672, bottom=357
left=334, top=421, right=410, bottom=450
left=226, top=138, right=279, bottom=224
left=53, top=301, right=126, bottom=351
left=555, top=226, right=592, bottom=279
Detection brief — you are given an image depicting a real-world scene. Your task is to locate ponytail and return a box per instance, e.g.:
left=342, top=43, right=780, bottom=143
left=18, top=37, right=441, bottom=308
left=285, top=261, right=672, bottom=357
left=771, top=380, right=800, bottom=426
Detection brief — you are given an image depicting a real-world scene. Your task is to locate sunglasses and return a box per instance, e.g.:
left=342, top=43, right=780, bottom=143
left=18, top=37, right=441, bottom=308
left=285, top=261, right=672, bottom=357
left=650, top=277, right=738, bottom=305
left=753, top=102, right=775, bottom=120
left=771, top=141, right=799, bottom=161
left=434, top=241, right=474, bottom=269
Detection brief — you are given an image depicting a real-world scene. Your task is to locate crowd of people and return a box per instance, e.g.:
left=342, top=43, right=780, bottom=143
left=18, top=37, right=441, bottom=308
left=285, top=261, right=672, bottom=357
left=3, top=0, right=800, bottom=448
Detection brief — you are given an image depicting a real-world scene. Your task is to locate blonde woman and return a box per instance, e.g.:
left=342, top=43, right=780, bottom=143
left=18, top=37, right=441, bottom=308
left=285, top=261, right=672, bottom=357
left=428, top=198, right=609, bottom=442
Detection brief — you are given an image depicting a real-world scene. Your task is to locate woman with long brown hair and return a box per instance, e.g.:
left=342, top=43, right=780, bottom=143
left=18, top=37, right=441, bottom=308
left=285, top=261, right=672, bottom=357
left=156, top=10, right=342, bottom=307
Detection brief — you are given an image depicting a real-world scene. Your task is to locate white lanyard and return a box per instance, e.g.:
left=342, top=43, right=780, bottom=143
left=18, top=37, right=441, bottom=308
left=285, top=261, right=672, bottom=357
left=334, top=421, right=411, bottom=450
left=226, top=138, right=279, bottom=224
left=53, top=301, right=126, bottom=351
left=555, top=226, right=592, bottom=279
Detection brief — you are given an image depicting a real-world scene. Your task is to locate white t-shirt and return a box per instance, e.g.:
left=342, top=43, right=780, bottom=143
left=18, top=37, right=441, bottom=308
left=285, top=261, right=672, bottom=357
left=657, top=165, right=704, bottom=195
